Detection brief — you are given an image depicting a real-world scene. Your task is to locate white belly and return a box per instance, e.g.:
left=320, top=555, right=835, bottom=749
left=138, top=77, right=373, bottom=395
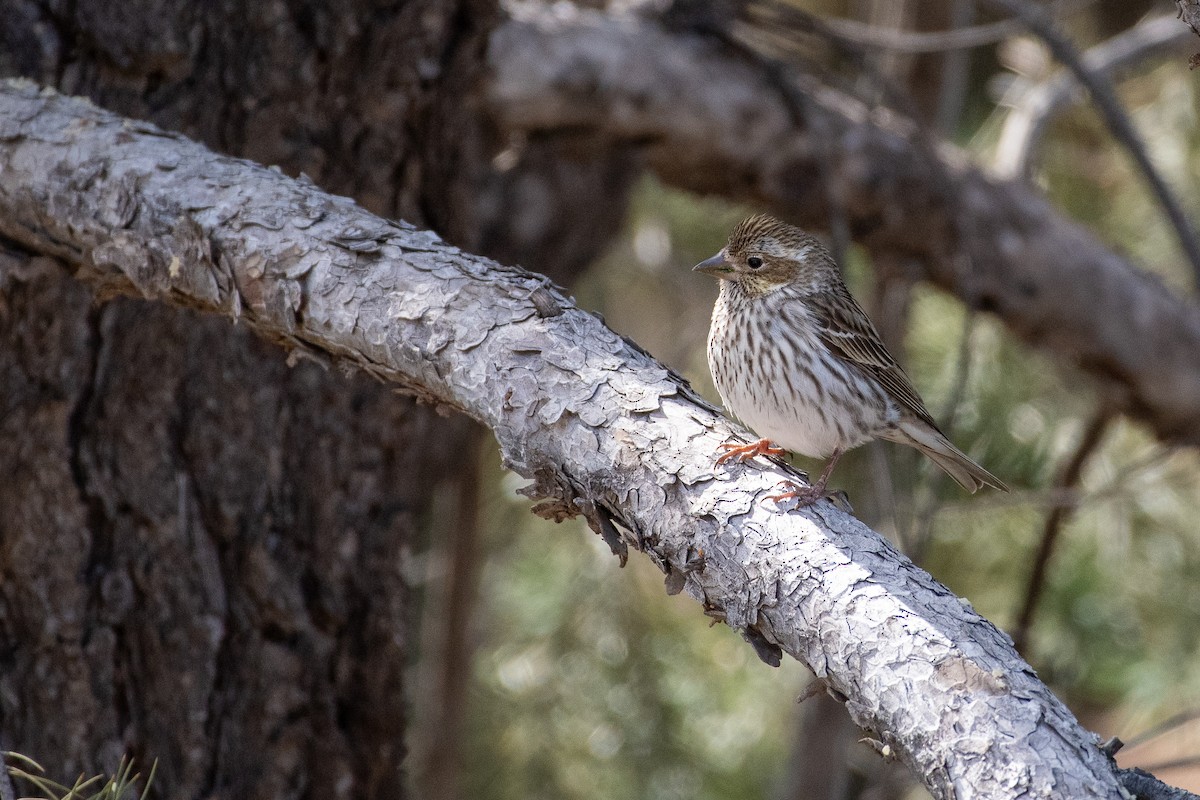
left=718, top=374, right=850, bottom=457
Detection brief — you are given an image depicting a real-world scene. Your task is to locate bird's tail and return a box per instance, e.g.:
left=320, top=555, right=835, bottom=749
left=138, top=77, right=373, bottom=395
left=886, top=420, right=1009, bottom=493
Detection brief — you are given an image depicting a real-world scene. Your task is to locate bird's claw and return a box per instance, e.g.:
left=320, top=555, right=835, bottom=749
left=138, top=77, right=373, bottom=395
left=766, top=480, right=853, bottom=513
left=765, top=479, right=826, bottom=507
left=715, top=439, right=786, bottom=467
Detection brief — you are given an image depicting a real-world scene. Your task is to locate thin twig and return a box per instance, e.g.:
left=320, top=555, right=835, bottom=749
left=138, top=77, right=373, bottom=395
left=935, top=0, right=977, bottom=134
left=717, top=7, right=891, bottom=264
left=739, top=0, right=933, bottom=123
left=933, top=441, right=1179, bottom=516
left=1012, top=408, right=1113, bottom=655
left=726, top=2, right=939, bottom=272
left=1126, top=707, right=1200, bottom=749
left=995, top=14, right=1194, bottom=177
left=984, top=0, right=1200, bottom=291
left=813, top=0, right=1092, bottom=54
left=425, top=433, right=483, bottom=800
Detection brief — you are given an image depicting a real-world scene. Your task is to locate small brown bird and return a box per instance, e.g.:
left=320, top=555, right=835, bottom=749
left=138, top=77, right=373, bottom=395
left=695, top=214, right=1008, bottom=505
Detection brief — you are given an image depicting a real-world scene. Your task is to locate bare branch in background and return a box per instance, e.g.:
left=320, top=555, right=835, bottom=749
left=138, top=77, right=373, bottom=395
left=1127, top=708, right=1200, bottom=749
left=815, top=0, right=1090, bottom=53
left=1176, top=0, right=1200, bottom=66
left=0, top=79, right=1134, bottom=800
left=935, top=0, right=977, bottom=133
left=1178, top=0, right=1200, bottom=37
left=995, top=14, right=1194, bottom=177
left=983, top=0, right=1200, bottom=290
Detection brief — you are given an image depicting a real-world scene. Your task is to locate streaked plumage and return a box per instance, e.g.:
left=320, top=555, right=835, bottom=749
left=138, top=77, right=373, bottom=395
left=695, top=214, right=1007, bottom=503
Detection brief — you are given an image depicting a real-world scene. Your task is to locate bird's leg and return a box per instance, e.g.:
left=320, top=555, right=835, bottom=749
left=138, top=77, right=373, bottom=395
left=715, top=438, right=787, bottom=466
left=767, top=448, right=844, bottom=507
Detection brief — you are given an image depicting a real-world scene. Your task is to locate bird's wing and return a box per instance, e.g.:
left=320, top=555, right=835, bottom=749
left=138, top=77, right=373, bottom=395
left=809, top=286, right=939, bottom=427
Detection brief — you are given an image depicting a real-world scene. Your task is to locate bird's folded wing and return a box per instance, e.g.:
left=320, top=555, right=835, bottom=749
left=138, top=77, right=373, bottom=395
left=811, top=287, right=939, bottom=428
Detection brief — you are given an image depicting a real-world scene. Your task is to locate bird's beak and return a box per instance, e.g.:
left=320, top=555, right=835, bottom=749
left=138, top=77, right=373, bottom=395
left=693, top=251, right=733, bottom=277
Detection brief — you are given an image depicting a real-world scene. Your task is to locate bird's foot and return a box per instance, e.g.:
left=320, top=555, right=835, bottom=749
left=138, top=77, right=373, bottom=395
left=766, top=480, right=853, bottom=513
left=715, top=438, right=787, bottom=467
left=765, top=480, right=827, bottom=507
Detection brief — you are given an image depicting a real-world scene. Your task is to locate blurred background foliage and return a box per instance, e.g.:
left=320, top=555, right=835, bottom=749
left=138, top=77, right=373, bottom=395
left=409, top=2, right=1200, bottom=797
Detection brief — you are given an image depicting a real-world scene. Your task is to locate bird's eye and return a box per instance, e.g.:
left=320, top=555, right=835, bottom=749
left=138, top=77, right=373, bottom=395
left=747, top=256, right=764, bottom=269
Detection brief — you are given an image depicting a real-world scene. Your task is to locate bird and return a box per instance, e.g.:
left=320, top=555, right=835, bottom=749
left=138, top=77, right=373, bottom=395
left=694, top=214, right=1008, bottom=506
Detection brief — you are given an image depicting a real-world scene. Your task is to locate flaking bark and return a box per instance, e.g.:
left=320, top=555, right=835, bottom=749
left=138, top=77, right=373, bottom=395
left=0, top=80, right=1130, bottom=800
left=1178, top=0, right=1200, bottom=42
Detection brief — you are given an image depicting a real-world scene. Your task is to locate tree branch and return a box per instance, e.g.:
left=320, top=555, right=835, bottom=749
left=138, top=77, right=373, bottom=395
left=1118, top=766, right=1200, bottom=800
left=0, top=79, right=1131, bottom=799
left=1180, top=0, right=1200, bottom=38
left=982, top=0, right=1200, bottom=289
left=486, top=5, right=1200, bottom=448
left=1176, top=0, right=1200, bottom=66
left=995, top=13, right=1194, bottom=179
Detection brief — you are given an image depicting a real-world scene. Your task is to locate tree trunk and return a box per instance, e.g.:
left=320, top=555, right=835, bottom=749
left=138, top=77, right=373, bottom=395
left=0, top=269, right=462, bottom=798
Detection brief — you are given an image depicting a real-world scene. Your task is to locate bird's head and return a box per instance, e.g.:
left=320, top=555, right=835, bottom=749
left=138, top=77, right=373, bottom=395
left=693, top=214, right=835, bottom=297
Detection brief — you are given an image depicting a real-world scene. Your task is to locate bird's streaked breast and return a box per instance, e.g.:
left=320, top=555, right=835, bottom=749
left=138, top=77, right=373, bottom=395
left=707, top=284, right=891, bottom=457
